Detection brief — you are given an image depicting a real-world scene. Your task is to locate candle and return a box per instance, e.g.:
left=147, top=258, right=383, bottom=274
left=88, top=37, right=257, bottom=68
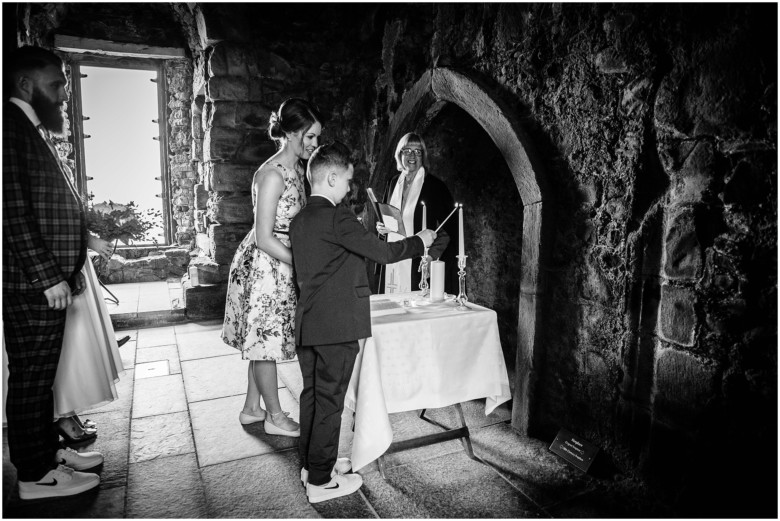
left=430, top=260, right=445, bottom=301
left=458, top=203, right=465, bottom=257
left=421, top=201, right=427, bottom=230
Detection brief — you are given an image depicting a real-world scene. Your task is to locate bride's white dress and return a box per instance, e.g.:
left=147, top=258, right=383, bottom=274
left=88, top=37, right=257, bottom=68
left=52, top=257, right=124, bottom=416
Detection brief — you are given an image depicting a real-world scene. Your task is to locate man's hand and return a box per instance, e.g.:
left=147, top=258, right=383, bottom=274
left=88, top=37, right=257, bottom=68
left=416, top=229, right=437, bottom=248
left=43, top=281, right=72, bottom=310
left=71, top=271, right=86, bottom=296
left=88, top=236, right=113, bottom=260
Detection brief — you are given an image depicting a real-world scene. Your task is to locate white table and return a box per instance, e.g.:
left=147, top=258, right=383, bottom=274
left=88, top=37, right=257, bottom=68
left=344, top=291, right=511, bottom=473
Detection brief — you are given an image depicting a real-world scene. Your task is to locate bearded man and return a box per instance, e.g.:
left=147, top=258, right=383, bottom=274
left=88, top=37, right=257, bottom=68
left=3, top=46, right=103, bottom=500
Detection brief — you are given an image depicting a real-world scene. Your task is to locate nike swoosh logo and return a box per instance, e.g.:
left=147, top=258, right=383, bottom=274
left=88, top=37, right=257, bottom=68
left=38, top=479, right=58, bottom=486
left=324, top=483, right=340, bottom=490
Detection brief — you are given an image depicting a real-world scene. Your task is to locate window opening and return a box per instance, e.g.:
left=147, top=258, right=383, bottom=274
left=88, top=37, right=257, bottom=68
left=74, top=62, right=170, bottom=246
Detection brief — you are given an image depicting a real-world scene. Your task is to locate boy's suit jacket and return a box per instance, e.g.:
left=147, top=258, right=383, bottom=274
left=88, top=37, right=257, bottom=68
left=290, top=195, right=425, bottom=346
left=3, top=102, right=88, bottom=294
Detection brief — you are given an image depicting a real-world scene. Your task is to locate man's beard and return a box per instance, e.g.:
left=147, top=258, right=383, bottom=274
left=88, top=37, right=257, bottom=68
left=31, top=87, right=65, bottom=135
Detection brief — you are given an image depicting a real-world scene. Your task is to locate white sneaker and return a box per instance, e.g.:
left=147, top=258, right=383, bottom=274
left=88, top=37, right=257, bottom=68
left=306, top=473, right=363, bottom=503
left=18, top=465, right=100, bottom=500
left=55, top=447, right=104, bottom=471
left=301, top=458, right=352, bottom=486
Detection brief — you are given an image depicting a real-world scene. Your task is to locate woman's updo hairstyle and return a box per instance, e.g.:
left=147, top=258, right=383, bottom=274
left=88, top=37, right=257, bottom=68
left=268, top=98, right=322, bottom=147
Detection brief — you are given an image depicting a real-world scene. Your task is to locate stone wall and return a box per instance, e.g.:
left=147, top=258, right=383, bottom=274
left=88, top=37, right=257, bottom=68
left=103, top=247, right=190, bottom=283
left=167, top=60, right=196, bottom=247
left=361, top=4, right=775, bottom=516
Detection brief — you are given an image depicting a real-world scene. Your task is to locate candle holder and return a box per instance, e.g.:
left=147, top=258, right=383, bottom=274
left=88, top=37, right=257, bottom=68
left=418, top=248, right=430, bottom=297
left=455, top=254, right=469, bottom=311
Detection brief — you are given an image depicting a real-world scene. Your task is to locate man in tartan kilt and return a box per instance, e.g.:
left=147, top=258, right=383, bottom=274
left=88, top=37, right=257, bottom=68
left=3, top=46, right=104, bottom=500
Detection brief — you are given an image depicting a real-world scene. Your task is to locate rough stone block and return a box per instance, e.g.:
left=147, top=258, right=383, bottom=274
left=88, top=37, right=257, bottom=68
left=194, top=210, right=206, bottom=233
left=206, top=76, right=248, bottom=101
left=194, top=183, right=208, bottom=210
left=657, top=284, right=696, bottom=347
left=203, top=127, right=243, bottom=162
left=182, top=277, right=227, bottom=319
left=654, top=347, right=718, bottom=428
left=237, top=138, right=275, bottom=164
left=236, top=102, right=272, bottom=129
left=205, top=162, right=255, bottom=192
left=208, top=43, right=248, bottom=77
left=208, top=101, right=271, bottom=130
left=671, top=141, right=715, bottom=204
left=207, top=194, right=253, bottom=224
left=148, top=255, right=169, bottom=269
left=208, top=222, right=252, bottom=244
left=212, top=242, right=241, bottom=265
left=663, top=206, right=702, bottom=280
left=163, top=248, right=190, bottom=266
left=188, top=255, right=226, bottom=286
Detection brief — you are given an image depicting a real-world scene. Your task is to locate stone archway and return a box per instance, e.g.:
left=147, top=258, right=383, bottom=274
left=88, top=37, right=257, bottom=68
left=372, top=68, right=548, bottom=434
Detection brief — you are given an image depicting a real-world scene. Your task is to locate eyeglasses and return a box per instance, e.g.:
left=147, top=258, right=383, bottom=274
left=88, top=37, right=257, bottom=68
left=401, top=148, right=423, bottom=157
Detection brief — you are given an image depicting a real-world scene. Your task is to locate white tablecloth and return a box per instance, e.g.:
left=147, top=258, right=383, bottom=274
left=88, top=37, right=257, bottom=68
left=345, top=292, right=511, bottom=471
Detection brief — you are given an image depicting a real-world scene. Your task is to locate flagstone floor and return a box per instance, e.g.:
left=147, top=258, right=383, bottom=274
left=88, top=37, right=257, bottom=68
left=2, top=282, right=671, bottom=518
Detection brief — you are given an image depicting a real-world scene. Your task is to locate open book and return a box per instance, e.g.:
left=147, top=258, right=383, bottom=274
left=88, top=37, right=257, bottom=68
left=367, top=188, right=406, bottom=236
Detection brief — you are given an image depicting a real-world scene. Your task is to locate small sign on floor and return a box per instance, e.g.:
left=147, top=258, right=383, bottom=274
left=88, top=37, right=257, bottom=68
left=549, top=428, right=599, bottom=473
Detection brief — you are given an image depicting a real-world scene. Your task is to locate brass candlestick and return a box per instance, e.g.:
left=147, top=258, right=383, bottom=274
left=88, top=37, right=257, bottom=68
left=455, top=254, right=468, bottom=311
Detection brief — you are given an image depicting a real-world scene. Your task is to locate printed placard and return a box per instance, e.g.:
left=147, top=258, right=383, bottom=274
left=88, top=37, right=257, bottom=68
left=549, top=428, right=599, bottom=473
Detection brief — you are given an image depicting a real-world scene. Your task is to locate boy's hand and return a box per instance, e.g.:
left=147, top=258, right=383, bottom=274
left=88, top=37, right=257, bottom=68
left=416, top=229, right=437, bottom=248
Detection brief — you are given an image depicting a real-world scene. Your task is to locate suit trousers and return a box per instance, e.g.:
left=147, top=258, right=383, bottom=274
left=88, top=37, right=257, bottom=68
left=3, top=290, right=66, bottom=481
left=297, top=341, right=359, bottom=486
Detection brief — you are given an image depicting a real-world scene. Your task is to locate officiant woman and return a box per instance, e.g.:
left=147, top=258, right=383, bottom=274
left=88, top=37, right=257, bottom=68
left=377, top=132, right=456, bottom=294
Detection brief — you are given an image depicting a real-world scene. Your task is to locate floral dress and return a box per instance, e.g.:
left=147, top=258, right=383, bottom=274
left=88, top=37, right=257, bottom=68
left=221, top=163, right=305, bottom=360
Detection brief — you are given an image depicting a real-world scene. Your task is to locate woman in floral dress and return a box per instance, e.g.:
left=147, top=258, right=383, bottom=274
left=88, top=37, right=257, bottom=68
left=222, top=98, right=322, bottom=437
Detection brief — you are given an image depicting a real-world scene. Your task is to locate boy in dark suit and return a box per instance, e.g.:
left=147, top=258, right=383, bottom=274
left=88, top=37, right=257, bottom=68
left=290, top=142, right=436, bottom=503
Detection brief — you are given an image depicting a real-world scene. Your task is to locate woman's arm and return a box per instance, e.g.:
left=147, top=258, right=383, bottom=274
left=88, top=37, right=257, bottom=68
left=87, top=235, right=113, bottom=260
left=253, top=167, right=293, bottom=265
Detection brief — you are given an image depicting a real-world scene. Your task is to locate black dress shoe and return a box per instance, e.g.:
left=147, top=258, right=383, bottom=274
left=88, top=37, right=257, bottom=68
left=116, top=335, right=131, bottom=347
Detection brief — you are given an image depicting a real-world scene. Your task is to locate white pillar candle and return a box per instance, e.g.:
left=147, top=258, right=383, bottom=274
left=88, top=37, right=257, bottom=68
left=458, top=204, right=465, bottom=257
left=430, top=260, right=445, bottom=301
left=421, top=201, right=427, bottom=230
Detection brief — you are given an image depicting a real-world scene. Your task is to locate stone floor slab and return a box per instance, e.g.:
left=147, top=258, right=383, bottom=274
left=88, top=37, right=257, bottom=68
left=361, top=449, right=547, bottom=518
left=129, top=411, right=194, bottom=464
left=173, top=319, right=223, bottom=335
left=470, top=421, right=591, bottom=509
left=180, top=354, right=247, bottom=403
left=74, top=408, right=132, bottom=490
left=132, top=374, right=187, bottom=419
left=176, top=329, right=236, bottom=361
left=135, top=344, right=181, bottom=374
left=137, top=326, right=177, bottom=348
left=126, top=452, right=208, bottom=519
left=190, top=392, right=299, bottom=467
left=200, top=451, right=321, bottom=518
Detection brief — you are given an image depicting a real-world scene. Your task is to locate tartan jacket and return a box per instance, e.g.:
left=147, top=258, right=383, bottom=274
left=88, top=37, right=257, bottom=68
left=3, top=102, right=87, bottom=294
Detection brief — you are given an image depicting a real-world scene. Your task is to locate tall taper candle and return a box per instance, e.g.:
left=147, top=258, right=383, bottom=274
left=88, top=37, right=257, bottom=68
left=421, top=201, right=427, bottom=230
left=430, top=260, right=445, bottom=301
left=458, top=203, right=465, bottom=257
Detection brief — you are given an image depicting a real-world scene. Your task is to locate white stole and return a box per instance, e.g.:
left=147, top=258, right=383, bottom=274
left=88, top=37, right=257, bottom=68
left=384, top=167, right=425, bottom=293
